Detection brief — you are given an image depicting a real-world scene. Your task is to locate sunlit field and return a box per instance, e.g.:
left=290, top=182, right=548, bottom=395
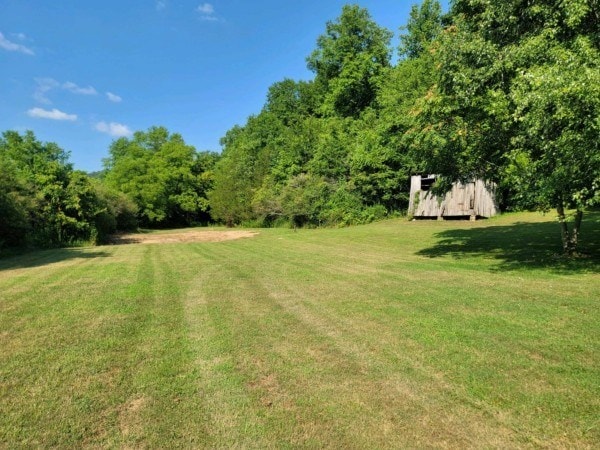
left=1, top=211, right=598, bottom=448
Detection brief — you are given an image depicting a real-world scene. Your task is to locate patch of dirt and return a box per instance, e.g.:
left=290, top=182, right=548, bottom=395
left=119, top=395, right=148, bottom=438
left=109, top=230, right=258, bottom=245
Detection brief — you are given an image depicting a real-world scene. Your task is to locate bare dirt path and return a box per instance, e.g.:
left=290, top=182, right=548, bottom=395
left=109, top=230, right=258, bottom=245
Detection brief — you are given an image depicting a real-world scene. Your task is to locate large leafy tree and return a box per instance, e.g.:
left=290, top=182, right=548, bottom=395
left=264, top=78, right=323, bottom=126
left=373, top=1, right=444, bottom=211
left=399, top=0, right=443, bottom=59
left=0, top=130, right=107, bottom=248
left=410, top=0, right=599, bottom=254
left=307, top=4, right=393, bottom=117
left=0, top=155, right=30, bottom=247
left=211, top=5, right=429, bottom=227
left=103, top=126, right=217, bottom=227
left=508, top=37, right=599, bottom=253
left=209, top=112, right=286, bottom=226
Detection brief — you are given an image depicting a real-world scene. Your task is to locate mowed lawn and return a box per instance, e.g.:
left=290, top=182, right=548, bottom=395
left=1, top=212, right=599, bottom=448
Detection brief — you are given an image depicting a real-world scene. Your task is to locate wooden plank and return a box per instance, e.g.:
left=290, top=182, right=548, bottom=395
left=409, top=176, right=499, bottom=218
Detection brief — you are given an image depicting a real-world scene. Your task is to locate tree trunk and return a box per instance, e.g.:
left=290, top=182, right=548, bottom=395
left=556, top=204, right=583, bottom=256
left=570, top=209, right=583, bottom=254
left=557, top=203, right=570, bottom=254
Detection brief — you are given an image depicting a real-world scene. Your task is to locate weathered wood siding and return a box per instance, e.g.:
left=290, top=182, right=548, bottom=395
left=408, top=176, right=499, bottom=219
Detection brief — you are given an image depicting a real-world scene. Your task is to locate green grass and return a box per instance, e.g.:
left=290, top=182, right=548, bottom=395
left=1, top=211, right=599, bottom=448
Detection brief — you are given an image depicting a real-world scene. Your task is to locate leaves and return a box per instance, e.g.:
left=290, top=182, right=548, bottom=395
left=399, top=0, right=443, bottom=59
left=407, top=0, right=599, bottom=252
left=103, top=126, right=218, bottom=227
left=0, top=131, right=110, bottom=248
left=307, top=4, right=393, bottom=118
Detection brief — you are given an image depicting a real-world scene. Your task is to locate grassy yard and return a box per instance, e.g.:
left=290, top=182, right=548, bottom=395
left=1, top=211, right=598, bottom=448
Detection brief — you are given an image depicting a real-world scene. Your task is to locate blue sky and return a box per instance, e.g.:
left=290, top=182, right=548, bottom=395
left=1, top=0, right=448, bottom=172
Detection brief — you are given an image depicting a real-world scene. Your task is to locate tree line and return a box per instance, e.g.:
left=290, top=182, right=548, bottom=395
left=1, top=0, right=598, bottom=254
left=209, top=0, right=598, bottom=253
left=0, top=127, right=218, bottom=250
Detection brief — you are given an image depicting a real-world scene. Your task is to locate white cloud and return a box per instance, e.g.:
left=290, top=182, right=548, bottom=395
left=156, top=0, right=167, bottom=11
left=196, top=3, right=219, bottom=20
left=106, top=92, right=122, bottom=103
left=27, top=107, right=77, bottom=121
left=0, top=31, right=34, bottom=55
left=62, top=81, right=98, bottom=95
left=95, top=121, right=132, bottom=138
left=12, top=32, right=27, bottom=41
left=197, top=3, right=214, bottom=14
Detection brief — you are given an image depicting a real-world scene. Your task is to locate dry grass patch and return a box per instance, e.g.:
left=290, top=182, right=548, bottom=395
left=109, top=229, right=258, bottom=244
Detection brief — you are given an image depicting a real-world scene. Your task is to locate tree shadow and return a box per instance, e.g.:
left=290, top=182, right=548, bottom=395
left=0, top=247, right=111, bottom=271
left=416, top=212, right=600, bottom=274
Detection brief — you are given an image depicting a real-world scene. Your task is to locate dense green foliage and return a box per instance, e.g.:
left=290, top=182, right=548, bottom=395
left=209, top=3, right=444, bottom=228
left=209, top=0, right=598, bottom=253
left=102, top=126, right=219, bottom=228
left=307, top=4, right=393, bottom=118
left=398, top=0, right=443, bottom=59
left=0, top=131, right=137, bottom=251
left=0, top=127, right=216, bottom=251
left=408, top=0, right=599, bottom=252
left=2, top=1, right=597, bottom=253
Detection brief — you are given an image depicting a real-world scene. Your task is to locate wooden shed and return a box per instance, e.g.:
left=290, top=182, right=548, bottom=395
left=408, top=175, right=499, bottom=220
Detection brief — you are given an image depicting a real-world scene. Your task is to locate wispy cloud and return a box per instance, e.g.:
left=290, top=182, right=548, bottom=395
left=33, top=78, right=99, bottom=104
left=62, top=81, right=98, bottom=96
left=12, top=32, right=27, bottom=41
left=106, top=92, right=122, bottom=103
left=27, top=107, right=77, bottom=121
left=34, top=78, right=60, bottom=104
left=156, top=0, right=167, bottom=11
left=197, top=3, right=214, bottom=14
left=196, top=3, right=219, bottom=21
left=0, top=31, right=34, bottom=55
left=95, top=121, right=132, bottom=137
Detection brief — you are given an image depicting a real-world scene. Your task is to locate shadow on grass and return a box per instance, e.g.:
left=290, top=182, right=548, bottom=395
left=416, top=211, right=600, bottom=274
left=0, top=247, right=111, bottom=271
